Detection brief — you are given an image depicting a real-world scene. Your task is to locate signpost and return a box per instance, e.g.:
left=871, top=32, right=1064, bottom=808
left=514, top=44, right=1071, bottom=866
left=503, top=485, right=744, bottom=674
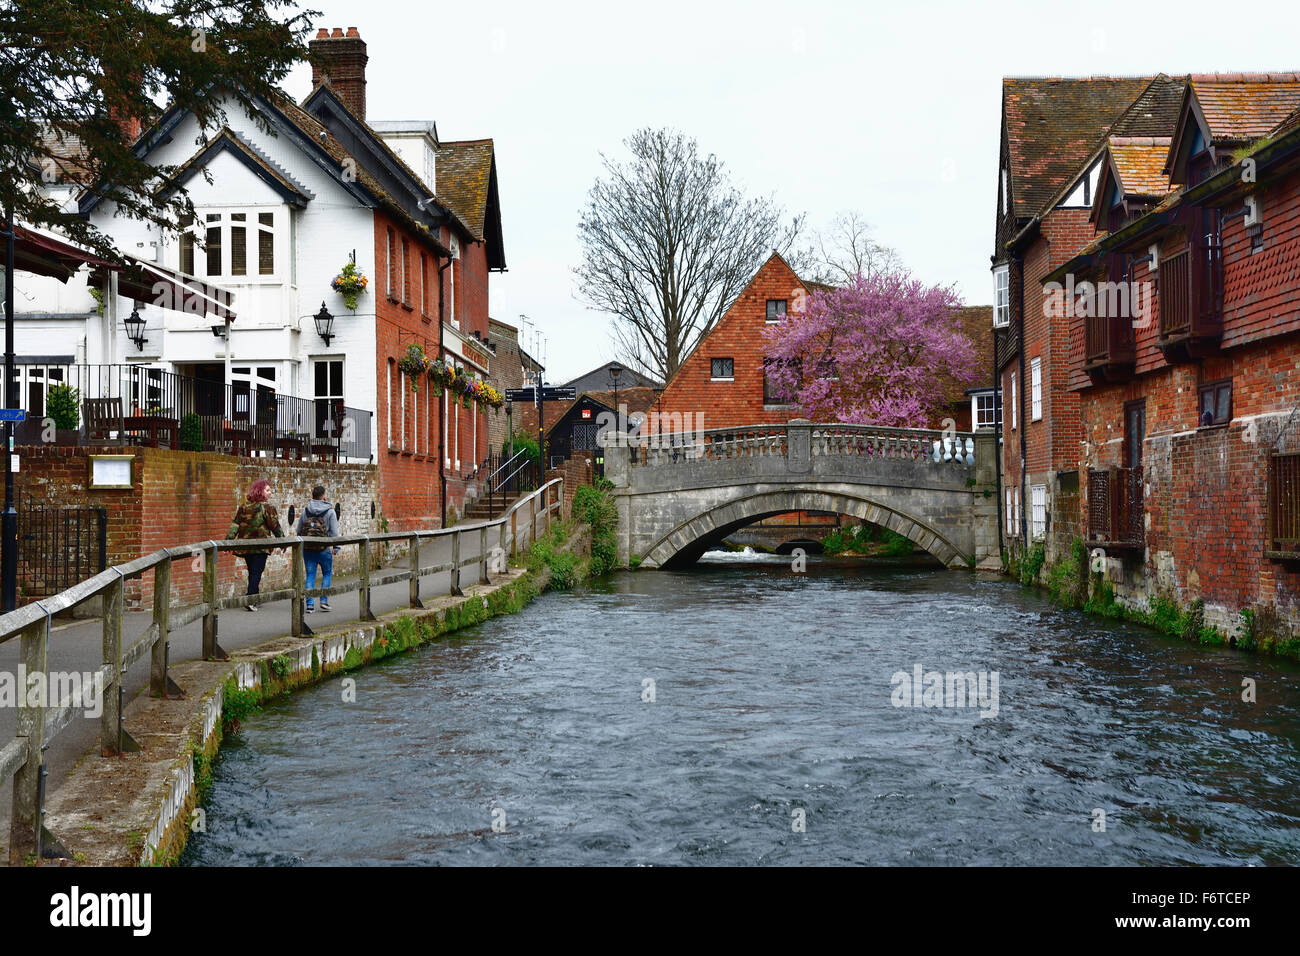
left=505, top=386, right=576, bottom=473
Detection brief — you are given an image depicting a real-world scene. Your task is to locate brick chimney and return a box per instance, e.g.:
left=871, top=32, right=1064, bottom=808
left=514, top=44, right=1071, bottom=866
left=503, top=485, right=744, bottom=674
left=309, top=27, right=368, bottom=120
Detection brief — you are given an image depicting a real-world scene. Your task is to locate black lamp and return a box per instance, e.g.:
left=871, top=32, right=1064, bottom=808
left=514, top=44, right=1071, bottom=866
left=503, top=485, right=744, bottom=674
left=314, top=301, right=334, bottom=346
left=608, top=362, right=623, bottom=416
left=124, top=308, right=147, bottom=351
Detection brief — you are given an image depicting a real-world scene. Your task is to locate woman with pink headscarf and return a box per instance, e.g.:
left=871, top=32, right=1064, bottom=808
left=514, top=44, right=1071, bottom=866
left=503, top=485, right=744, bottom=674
left=226, top=479, right=283, bottom=611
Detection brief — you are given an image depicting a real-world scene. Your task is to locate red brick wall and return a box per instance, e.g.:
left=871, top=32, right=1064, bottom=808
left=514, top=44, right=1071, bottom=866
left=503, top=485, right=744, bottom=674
left=546, top=457, right=594, bottom=513
left=15, top=446, right=380, bottom=610
left=654, top=254, right=807, bottom=434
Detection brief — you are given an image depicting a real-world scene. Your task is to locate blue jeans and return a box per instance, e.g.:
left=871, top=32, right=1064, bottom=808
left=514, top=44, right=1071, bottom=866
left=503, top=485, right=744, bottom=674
left=304, top=548, right=334, bottom=608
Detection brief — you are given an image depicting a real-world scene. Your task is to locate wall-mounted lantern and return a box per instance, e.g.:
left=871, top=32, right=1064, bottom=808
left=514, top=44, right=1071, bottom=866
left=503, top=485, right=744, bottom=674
left=314, top=301, right=335, bottom=346
left=124, top=308, right=147, bottom=351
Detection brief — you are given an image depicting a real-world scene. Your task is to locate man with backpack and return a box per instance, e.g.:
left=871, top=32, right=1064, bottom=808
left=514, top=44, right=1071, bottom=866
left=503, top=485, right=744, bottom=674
left=297, top=485, right=340, bottom=613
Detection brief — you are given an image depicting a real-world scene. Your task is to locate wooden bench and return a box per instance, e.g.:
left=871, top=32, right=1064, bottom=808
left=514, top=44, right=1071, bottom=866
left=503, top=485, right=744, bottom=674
left=83, top=397, right=122, bottom=443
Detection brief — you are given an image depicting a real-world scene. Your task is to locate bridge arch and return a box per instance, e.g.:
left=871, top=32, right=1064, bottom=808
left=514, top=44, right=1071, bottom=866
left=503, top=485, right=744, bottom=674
left=640, top=488, right=969, bottom=569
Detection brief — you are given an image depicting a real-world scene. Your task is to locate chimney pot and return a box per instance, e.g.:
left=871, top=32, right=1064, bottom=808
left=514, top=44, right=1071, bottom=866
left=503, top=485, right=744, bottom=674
left=309, top=28, right=368, bottom=120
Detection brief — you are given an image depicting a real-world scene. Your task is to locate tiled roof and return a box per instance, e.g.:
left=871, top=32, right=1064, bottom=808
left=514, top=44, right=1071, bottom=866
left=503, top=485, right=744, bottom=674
left=435, top=139, right=494, bottom=241
left=945, top=306, right=995, bottom=406
left=1003, top=76, right=1152, bottom=218
left=1189, top=73, right=1300, bottom=142
left=37, top=124, right=93, bottom=185
left=1109, top=137, right=1175, bottom=197
left=1111, top=74, right=1187, bottom=137
left=157, top=127, right=314, bottom=203
left=296, top=84, right=476, bottom=241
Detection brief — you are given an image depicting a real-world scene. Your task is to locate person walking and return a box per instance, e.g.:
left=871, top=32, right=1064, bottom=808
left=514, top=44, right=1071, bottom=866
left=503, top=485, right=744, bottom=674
left=297, top=485, right=339, bottom=612
left=227, top=478, right=283, bottom=611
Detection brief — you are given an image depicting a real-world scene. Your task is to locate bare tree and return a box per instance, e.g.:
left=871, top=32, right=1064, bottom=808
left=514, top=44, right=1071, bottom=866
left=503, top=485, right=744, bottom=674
left=575, top=128, right=803, bottom=384
left=795, top=211, right=902, bottom=286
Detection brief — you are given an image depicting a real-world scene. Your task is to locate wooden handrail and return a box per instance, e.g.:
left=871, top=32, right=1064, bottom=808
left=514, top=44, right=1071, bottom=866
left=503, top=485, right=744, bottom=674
left=0, top=477, right=564, bottom=864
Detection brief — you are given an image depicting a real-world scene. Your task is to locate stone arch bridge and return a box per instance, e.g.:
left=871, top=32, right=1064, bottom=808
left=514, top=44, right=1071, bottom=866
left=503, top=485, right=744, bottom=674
left=603, top=421, right=998, bottom=569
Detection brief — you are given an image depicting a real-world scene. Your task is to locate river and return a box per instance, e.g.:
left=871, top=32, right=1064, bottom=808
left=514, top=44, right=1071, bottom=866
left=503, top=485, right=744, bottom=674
left=181, top=553, right=1300, bottom=866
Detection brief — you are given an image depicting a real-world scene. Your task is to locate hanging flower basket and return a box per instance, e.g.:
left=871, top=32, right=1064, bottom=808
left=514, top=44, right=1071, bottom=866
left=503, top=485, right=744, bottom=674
left=330, top=261, right=369, bottom=311
left=397, top=344, right=429, bottom=391
left=427, top=358, right=456, bottom=389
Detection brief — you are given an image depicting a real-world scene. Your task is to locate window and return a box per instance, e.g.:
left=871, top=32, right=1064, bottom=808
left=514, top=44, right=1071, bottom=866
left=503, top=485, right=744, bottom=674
left=1269, top=451, right=1300, bottom=555
left=972, top=391, right=1002, bottom=430
left=1198, top=380, right=1232, bottom=427
left=386, top=359, right=395, bottom=449
left=1005, top=488, right=1015, bottom=535
left=993, top=264, right=1010, bottom=328
left=1011, top=372, right=1017, bottom=431
left=400, top=237, right=411, bottom=306
left=313, top=358, right=343, bottom=440
left=187, top=210, right=275, bottom=278
left=1030, top=357, right=1042, bottom=421
left=1031, top=485, right=1047, bottom=540
left=763, top=359, right=788, bottom=405
left=766, top=299, right=787, bottom=322
left=419, top=252, right=429, bottom=317
left=386, top=228, right=397, bottom=300
left=711, top=357, right=734, bottom=381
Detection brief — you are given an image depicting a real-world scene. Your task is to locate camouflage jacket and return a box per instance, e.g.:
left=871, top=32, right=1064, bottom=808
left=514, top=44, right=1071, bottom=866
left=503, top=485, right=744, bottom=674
left=227, top=502, right=283, bottom=554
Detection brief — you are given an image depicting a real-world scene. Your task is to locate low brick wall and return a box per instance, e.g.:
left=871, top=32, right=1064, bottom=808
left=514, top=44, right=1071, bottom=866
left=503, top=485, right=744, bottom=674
left=547, top=456, right=594, bottom=511
left=16, top=445, right=380, bottom=610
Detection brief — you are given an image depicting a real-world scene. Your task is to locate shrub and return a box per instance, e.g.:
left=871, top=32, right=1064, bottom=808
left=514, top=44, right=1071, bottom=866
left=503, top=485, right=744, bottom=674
left=180, top=412, right=203, bottom=451
left=47, top=383, right=80, bottom=430
left=573, top=483, right=619, bottom=576
left=1019, top=541, right=1046, bottom=586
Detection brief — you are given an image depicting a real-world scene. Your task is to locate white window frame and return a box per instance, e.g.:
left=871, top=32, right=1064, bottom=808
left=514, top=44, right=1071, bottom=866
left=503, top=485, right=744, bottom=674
left=443, top=387, right=450, bottom=467
left=972, top=391, right=1001, bottom=430
left=993, top=264, right=1010, bottom=328
left=1031, top=484, right=1047, bottom=540
left=710, top=357, right=735, bottom=382
left=183, top=206, right=281, bottom=282
left=1030, top=357, right=1043, bottom=421
left=1005, top=488, right=1015, bottom=535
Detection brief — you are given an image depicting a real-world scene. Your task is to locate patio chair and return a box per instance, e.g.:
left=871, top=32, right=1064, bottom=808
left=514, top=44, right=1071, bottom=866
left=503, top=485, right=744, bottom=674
left=83, top=397, right=122, bottom=443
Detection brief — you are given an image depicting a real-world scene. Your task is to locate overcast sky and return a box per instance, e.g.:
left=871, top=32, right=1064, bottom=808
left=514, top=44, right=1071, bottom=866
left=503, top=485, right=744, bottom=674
left=284, top=0, right=1300, bottom=383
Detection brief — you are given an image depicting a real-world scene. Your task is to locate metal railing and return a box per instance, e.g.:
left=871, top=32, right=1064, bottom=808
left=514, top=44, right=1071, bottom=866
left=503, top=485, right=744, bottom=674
left=483, top=448, right=539, bottom=518
left=633, top=422, right=978, bottom=468
left=15, top=491, right=107, bottom=598
left=13, top=363, right=373, bottom=462
left=0, top=477, right=563, bottom=863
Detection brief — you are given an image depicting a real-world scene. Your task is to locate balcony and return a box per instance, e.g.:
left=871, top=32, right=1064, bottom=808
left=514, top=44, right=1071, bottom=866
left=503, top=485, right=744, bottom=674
left=1083, top=311, right=1136, bottom=385
left=1267, top=452, right=1300, bottom=561
left=1087, top=466, right=1144, bottom=554
left=13, top=364, right=373, bottom=462
left=1158, top=229, right=1223, bottom=363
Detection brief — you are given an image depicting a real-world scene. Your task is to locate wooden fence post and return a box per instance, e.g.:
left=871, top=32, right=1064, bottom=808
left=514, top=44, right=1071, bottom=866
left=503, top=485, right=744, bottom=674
left=409, top=533, right=423, bottom=608
left=202, top=541, right=224, bottom=660
left=450, top=529, right=462, bottom=595
left=359, top=537, right=373, bottom=620
left=100, top=574, right=136, bottom=755
left=150, top=558, right=171, bottom=697
left=479, top=524, right=489, bottom=585
left=8, top=619, right=46, bottom=864
left=511, top=510, right=518, bottom=559
left=291, top=539, right=308, bottom=637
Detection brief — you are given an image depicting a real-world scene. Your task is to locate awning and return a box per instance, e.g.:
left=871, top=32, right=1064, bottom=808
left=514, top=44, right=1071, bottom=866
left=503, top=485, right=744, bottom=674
left=89, top=255, right=236, bottom=321
left=8, top=225, right=119, bottom=281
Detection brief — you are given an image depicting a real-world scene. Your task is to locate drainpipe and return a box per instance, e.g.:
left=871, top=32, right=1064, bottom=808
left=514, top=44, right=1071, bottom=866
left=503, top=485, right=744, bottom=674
left=992, top=324, right=1003, bottom=553
left=438, top=254, right=452, bottom=527
left=1013, top=247, right=1028, bottom=552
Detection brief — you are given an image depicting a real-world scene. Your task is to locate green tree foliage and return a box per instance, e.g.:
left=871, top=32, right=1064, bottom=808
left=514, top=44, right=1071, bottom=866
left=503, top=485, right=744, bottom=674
left=1, top=0, right=317, bottom=254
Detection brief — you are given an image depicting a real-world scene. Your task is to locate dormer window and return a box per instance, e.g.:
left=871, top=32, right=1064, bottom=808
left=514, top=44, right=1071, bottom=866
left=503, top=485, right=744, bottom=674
left=183, top=208, right=277, bottom=279
left=993, top=264, right=1010, bottom=328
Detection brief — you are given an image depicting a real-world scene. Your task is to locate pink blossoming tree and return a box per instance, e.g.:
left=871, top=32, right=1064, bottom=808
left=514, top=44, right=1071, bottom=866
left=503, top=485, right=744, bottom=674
left=762, top=269, right=979, bottom=428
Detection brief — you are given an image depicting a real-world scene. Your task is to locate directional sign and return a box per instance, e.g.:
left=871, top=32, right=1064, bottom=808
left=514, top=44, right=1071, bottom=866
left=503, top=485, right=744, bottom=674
left=0, top=409, right=25, bottom=423
left=505, top=386, right=576, bottom=403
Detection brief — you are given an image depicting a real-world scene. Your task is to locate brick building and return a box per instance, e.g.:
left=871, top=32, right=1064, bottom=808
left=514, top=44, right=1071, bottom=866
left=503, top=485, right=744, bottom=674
left=1046, top=74, right=1300, bottom=635
left=992, top=75, right=1177, bottom=565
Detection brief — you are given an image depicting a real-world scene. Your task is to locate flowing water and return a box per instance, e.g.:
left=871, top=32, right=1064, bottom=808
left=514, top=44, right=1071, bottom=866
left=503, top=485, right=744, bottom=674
left=182, top=556, right=1300, bottom=866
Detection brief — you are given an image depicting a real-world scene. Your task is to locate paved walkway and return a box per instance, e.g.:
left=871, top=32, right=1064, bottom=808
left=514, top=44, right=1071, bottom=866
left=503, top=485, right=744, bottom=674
left=0, top=512, right=541, bottom=852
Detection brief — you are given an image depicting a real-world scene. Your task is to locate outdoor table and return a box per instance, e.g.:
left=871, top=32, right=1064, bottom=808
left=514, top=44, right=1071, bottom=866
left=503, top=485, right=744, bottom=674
left=276, top=434, right=306, bottom=460
left=121, top=415, right=178, bottom=448
left=310, top=440, right=339, bottom=462
left=224, top=427, right=253, bottom=457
